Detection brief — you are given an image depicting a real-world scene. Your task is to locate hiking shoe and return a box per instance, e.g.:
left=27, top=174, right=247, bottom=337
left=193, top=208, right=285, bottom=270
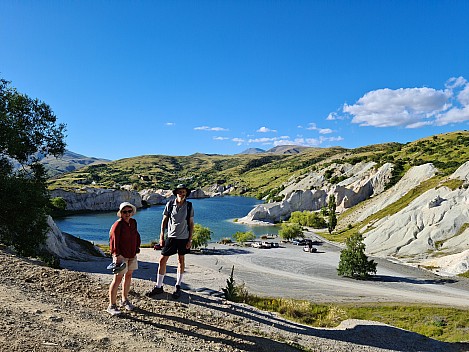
left=121, top=299, right=135, bottom=311
left=107, top=262, right=127, bottom=274
left=172, top=285, right=182, bottom=299
left=106, top=304, right=121, bottom=316
left=146, top=286, right=164, bottom=297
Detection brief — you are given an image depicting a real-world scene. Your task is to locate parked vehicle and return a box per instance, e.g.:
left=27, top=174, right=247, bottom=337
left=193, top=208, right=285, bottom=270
left=303, top=245, right=317, bottom=253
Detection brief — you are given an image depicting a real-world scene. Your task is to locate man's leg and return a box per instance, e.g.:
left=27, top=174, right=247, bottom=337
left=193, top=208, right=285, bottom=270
left=176, top=254, right=185, bottom=286
left=157, top=255, right=169, bottom=287
left=172, top=254, right=185, bottom=299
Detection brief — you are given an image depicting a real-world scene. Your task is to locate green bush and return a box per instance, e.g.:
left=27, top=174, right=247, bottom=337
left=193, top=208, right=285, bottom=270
left=279, top=223, right=303, bottom=241
left=192, top=224, right=212, bottom=249
left=232, top=231, right=255, bottom=243
left=337, top=233, right=377, bottom=279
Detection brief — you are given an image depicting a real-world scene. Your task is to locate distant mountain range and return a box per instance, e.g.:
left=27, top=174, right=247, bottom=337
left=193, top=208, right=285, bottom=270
left=41, top=150, right=109, bottom=177
left=239, top=145, right=311, bottom=155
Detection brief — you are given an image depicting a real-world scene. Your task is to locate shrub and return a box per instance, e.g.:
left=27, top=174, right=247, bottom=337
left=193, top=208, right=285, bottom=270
left=192, top=224, right=212, bottom=249
left=279, top=223, right=303, bottom=241
left=232, top=231, right=256, bottom=244
left=337, top=233, right=377, bottom=279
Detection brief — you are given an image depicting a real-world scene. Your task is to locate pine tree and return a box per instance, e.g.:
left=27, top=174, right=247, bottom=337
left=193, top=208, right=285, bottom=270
left=327, top=194, right=337, bottom=234
left=222, top=266, right=237, bottom=301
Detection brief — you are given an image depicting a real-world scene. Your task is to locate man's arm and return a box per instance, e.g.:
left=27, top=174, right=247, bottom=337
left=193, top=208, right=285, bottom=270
left=160, top=214, right=169, bottom=246
left=186, top=217, right=194, bottom=249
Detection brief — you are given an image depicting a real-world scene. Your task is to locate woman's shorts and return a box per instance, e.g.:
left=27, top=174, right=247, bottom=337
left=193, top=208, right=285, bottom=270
left=116, top=256, right=138, bottom=275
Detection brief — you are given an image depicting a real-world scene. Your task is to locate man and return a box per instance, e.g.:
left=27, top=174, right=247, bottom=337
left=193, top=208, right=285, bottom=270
left=146, top=184, right=194, bottom=299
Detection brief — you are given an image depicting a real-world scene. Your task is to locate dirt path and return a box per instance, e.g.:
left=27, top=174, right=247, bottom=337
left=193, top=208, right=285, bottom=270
left=4, top=235, right=469, bottom=351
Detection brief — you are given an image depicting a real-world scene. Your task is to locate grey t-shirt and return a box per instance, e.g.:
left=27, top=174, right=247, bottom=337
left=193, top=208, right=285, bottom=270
left=163, top=200, right=194, bottom=239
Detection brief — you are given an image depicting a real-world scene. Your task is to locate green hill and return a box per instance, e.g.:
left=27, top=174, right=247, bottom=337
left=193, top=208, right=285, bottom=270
left=47, top=131, right=469, bottom=199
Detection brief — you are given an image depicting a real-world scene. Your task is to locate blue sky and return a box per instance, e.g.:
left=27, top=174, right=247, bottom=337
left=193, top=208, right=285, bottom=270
left=1, top=1, right=469, bottom=160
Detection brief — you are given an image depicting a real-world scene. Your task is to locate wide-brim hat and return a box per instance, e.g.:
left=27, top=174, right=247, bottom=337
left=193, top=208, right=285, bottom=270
left=117, top=202, right=137, bottom=217
left=172, top=184, right=191, bottom=196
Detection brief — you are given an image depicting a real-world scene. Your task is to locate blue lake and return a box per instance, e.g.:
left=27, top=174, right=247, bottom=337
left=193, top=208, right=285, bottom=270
left=53, top=196, right=278, bottom=244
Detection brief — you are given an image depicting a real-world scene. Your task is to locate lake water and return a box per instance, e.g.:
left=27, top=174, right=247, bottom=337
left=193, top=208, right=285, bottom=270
left=53, top=196, right=278, bottom=245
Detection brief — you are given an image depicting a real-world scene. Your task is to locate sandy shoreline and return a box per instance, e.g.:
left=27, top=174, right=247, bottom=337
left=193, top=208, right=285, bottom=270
left=61, top=232, right=469, bottom=307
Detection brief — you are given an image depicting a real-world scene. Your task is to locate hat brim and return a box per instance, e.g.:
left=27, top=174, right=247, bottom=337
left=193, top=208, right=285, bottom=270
left=117, top=202, right=137, bottom=216
left=172, top=187, right=191, bottom=196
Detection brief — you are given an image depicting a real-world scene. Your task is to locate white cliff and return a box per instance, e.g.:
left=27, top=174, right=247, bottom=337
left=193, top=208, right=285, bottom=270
left=362, top=161, right=469, bottom=274
left=239, top=162, right=394, bottom=224
left=50, top=187, right=142, bottom=211
left=45, top=216, right=104, bottom=260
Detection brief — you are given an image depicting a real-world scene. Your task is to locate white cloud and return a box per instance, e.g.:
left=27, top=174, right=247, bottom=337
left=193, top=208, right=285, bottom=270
left=341, top=77, right=469, bottom=128
left=248, top=137, right=276, bottom=144
left=343, top=87, right=451, bottom=128
left=232, top=137, right=245, bottom=146
left=213, top=136, right=229, bottom=140
left=257, top=126, right=277, bottom=133
left=326, top=111, right=346, bottom=121
left=165, top=122, right=175, bottom=126
left=194, top=126, right=229, bottom=131
left=306, top=123, right=334, bottom=134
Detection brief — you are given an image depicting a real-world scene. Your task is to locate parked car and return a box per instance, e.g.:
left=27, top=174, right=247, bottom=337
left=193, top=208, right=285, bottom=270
left=292, top=239, right=306, bottom=246
left=153, top=243, right=162, bottom=250
left=251, top=242, right=262, bottom=248
left=303, top=245, right=317, bottom=253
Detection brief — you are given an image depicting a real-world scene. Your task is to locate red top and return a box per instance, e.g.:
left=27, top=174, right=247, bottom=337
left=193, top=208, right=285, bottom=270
left=109, top=218, right=141, bottom=258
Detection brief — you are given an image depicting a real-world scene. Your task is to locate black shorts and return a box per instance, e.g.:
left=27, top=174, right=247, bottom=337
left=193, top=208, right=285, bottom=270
left=161, top=238, right=190, bottom=256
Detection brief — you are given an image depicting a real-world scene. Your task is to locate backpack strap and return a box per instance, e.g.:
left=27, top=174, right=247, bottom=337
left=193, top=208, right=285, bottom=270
left=186, top=201, right=192, bottom=224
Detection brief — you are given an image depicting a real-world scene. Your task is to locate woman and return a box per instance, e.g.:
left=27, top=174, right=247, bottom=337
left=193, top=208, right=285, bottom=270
left=107, top=202, right=141, bottom=315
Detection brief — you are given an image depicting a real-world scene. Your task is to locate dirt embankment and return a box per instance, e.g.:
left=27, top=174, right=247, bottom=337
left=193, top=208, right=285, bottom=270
left=1, top=249, right=467, bottom=352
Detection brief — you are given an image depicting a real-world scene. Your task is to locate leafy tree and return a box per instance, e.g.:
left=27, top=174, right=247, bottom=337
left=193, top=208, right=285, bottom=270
left=192, top=224, right=212, bottom=249
left=289, top=210, right=327, bottom=228
left=0, top=78, right=66, bottom=256
left=50, top=197, right=67, bottom=211
left=232, top=231, right=256, bottom=244
left=328, top=194, right=337, bottom=234
left=337, top=233, right=377, bottom=279
left=279, top=222, right=304, bottom=241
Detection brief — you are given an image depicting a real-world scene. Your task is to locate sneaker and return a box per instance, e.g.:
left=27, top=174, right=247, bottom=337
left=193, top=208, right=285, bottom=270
left=106, top=262, right=127, bottom=274
left=106, top=304, right=121, bottom=316
left=145, top=286, right=164, bottom=297
left=121, top=299, right=135, bottom=311
left=172, top=285, right=182, bottom=299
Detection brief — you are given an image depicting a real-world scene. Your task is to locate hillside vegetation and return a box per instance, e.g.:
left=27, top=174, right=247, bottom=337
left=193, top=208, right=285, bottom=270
left=47, top=131, right=469, bottom=199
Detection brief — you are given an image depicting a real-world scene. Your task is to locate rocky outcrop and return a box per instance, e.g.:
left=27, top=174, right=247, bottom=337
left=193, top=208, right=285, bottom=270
left=45, top=216, right=104, bottom=260
left=239, top=162, right=394, bottom=224
left=139, top=188, right=209, bottom=205
left=238, top=189, right=328, bottom=223
left=139, top=189, right=172, bottom=205
left=50, top=187, right=142, bottom=211
left=354, top=164, right=438, bottom=223
left=189, top=188, right=209, bottom=199
left=362, top=161, right=469, bottom=274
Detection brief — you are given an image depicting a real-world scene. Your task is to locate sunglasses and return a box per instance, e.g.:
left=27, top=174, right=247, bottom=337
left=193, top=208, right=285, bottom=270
left=121, top=210, right=133, bottom=214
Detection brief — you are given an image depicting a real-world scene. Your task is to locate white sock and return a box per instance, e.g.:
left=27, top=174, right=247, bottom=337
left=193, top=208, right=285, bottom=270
left=156, top=273, right=164, bottom=287
left=176, top=272, right=183, bottom=286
